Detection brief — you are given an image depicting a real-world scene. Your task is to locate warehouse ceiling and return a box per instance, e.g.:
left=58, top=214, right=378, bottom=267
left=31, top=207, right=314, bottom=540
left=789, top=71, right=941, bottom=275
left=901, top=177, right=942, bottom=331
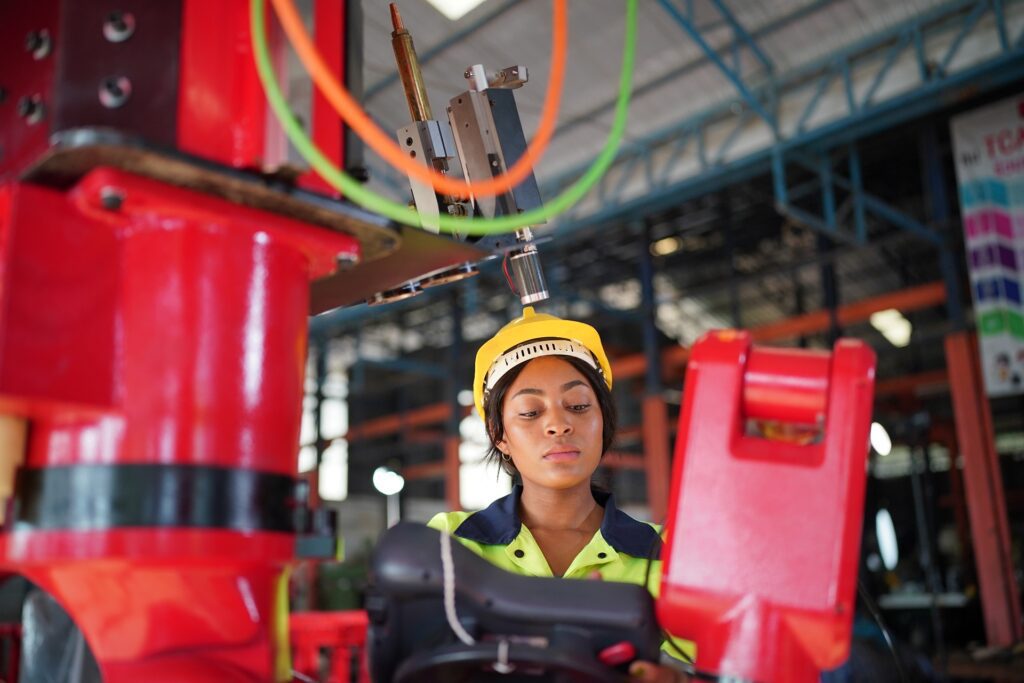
left=354, top=0, right=967, bottom=186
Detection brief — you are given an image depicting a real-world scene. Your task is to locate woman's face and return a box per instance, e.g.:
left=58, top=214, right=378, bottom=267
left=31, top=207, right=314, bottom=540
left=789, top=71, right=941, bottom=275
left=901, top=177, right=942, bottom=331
left=495, top=356, right=604, bottom=491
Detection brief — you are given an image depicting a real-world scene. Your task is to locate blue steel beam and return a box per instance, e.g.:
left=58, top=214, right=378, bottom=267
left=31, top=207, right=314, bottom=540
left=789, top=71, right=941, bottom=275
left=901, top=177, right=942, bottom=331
left=860, top=34, right=910, bottom=107
left=658, top=0, right=778, bottom=130
left=848, top=145, right=867, bottom=243
left=995, top=0, right=1010, bottom=49
left=708, top=0, right=775, bottom=75
left=776, top=146, right=935, bottom=245
left=542, top=0, right=1022, bottom=235
left=352, top=357, right=448, bottom=380
left=938, top=0, right=991, bottom=75
left=548, top=0, right=839, bottom=148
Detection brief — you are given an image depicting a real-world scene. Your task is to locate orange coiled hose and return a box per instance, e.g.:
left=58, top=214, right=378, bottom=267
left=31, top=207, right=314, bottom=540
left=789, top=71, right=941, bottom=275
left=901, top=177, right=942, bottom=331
left=269, top=0, right=566, bottom=199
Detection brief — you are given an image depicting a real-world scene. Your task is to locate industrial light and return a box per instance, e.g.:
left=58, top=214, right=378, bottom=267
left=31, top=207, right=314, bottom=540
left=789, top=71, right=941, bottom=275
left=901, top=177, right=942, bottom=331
left=651, top=236, right=682, bottom=256
left=373, top=466, right=405, bottom=496
left=870, top=421, right=892, bottom=456
left=875, top=508, right=899, bottom=571
left=424, top=0, right=488, bottom=21
left=869, top=308, right=912, bottom=347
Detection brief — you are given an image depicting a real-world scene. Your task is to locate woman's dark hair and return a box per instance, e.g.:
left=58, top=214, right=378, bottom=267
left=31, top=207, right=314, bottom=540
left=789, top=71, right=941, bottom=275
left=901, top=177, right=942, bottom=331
left=483, top=355, right=617, bottom=477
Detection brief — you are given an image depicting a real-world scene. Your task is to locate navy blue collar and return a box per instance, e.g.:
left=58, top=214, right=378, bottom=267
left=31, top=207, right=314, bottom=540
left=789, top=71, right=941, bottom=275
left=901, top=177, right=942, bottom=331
left=453, top=485, right=662, bottom=559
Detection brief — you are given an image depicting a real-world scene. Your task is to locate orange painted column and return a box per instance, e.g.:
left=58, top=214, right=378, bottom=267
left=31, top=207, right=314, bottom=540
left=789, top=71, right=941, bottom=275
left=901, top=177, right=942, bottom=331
left=642, top=395, right=671, bottom=522
left=944, top=331, right=1022, bottom=645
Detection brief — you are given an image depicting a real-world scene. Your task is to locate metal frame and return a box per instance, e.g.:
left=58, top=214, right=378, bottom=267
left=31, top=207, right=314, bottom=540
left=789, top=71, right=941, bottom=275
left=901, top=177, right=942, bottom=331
left=545, top=0, right=1024, bottom=232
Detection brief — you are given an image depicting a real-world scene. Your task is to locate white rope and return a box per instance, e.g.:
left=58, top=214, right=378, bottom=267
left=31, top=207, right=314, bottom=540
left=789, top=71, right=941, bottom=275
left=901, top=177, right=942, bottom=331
left=440, top=530, right=476, bottom=645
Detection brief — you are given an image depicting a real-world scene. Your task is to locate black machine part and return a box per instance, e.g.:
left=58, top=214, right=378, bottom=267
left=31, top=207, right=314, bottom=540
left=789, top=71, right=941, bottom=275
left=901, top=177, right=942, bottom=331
left=367, top=523, right=662, bottom=683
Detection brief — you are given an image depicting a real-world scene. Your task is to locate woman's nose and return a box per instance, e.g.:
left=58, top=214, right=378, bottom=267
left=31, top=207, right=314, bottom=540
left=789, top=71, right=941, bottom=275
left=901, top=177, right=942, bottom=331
left=545, top=412, right=573, bottom=435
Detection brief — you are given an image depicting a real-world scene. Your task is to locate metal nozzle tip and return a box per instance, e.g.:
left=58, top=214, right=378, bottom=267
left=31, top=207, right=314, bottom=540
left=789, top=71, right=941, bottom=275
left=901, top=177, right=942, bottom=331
left=389, top=4, right=405, bottom=31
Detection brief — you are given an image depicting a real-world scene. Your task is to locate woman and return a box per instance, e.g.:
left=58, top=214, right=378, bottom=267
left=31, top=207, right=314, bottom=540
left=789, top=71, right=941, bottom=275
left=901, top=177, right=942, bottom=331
left=429, top=306, right=692, bottom=682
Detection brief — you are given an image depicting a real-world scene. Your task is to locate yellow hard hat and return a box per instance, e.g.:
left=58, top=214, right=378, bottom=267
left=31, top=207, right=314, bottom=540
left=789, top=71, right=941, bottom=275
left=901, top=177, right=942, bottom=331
left=473, top=306, right=612, bottom=419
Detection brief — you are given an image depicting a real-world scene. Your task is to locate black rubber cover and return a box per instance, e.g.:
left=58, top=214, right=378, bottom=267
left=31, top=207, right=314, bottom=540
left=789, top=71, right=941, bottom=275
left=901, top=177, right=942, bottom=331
left=13, top=463, right=297, bottom=533
left=367, top=523, right=662, bottom=682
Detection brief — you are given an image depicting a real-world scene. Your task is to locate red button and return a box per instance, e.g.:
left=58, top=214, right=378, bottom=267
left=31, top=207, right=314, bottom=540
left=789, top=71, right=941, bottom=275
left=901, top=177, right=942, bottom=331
left=598, top=641, right=636, bottom=666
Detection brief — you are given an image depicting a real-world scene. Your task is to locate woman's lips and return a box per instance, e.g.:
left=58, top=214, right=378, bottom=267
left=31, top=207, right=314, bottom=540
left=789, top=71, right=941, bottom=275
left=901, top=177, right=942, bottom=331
left=543, top=450, right=581, bottom=462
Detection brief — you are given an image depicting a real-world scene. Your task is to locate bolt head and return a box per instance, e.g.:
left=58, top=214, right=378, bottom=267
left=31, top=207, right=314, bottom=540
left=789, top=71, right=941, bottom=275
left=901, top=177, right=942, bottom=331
left=99, top=186, right=125, bottom=211
left=99, top=76, right=132, bottom=109
left=24, top=30, right=51, bottom=60
left=336, top=252, right=359, bottom=268
left=16, top=95, right=44, bottom=125
left=103, top=11, right=136, bottom=43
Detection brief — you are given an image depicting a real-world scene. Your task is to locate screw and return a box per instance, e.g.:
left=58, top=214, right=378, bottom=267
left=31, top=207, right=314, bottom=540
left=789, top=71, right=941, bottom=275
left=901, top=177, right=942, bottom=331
left=24, top=30, right=51, bottom=60
left=99, top=186, right=125, bottom=211
left=16, top=95, right=45, bottom=125
left=103, top=11, right=136, bottom=43
left=98, top=76, right=131, bottom=108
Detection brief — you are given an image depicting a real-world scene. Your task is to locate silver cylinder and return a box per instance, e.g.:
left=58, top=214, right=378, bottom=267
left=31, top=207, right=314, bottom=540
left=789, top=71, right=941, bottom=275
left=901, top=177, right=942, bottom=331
left=509, top=248, right=548, bottom=305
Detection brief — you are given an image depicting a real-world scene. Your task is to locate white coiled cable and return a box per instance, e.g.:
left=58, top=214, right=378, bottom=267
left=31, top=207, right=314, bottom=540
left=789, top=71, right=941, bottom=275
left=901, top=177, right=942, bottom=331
left=439, top=530, right=477, bottom=646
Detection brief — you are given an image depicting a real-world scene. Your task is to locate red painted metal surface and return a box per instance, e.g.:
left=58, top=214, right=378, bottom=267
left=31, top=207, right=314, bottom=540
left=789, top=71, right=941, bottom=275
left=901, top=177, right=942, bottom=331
left=0, top=168, right=358, bottom=681
left=944, top=331, right=1022, bottom=645
left=657, top=330, right=876, bottom=683
left=178, top=0, right=285, bottom=169
left=299, top=0, right=346, bottom=197
left=0, top=1, right=60, bottom=181
left=743, top=347, right=830, bottom=425
left=290, top=610, right=370, bottom=683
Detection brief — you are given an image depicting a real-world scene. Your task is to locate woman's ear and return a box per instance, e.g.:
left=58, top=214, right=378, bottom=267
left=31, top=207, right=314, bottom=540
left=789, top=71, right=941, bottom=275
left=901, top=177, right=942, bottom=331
left=495, top=438, right=509, bottom=455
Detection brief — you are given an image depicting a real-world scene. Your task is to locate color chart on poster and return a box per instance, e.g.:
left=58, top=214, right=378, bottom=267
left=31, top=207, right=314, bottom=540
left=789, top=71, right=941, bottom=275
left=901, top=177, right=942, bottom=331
left=951, top=94, right=1024, bottom=396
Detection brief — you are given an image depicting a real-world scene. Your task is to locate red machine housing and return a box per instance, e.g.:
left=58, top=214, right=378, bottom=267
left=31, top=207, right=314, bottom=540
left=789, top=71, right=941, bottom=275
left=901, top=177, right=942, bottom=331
left=0, top=1, right=363, bottom=680
left=657, top=330, right=876, bottom=683
left=0, top=168, right=359, bottom=681
left=290, top=611, right=370, bottom=683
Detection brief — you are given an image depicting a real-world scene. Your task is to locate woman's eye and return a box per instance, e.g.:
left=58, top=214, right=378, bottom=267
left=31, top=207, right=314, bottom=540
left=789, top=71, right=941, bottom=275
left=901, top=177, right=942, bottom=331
left=518, top=410, right=539, bottom=418
left=569, top=403, right=592, bottom=412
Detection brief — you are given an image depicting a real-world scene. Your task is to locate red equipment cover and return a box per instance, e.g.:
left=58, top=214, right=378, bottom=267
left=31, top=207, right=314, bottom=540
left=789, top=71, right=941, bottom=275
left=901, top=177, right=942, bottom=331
left=657, top=330, right=876, bottom=683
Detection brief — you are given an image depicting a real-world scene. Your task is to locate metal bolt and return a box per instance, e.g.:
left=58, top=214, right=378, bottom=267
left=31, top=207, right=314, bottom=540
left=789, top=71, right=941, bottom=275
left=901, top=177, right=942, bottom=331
left=16, top=95, right=45, bottom=125
left=99, top=186, right=125, bottom=211
left=24, top=30, right=51, bottom=60
left=103, top=11, right=136, bottom=43
left=336, top=252, right=359, bottom=269
left=98, top=76, right=131, bottom=109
